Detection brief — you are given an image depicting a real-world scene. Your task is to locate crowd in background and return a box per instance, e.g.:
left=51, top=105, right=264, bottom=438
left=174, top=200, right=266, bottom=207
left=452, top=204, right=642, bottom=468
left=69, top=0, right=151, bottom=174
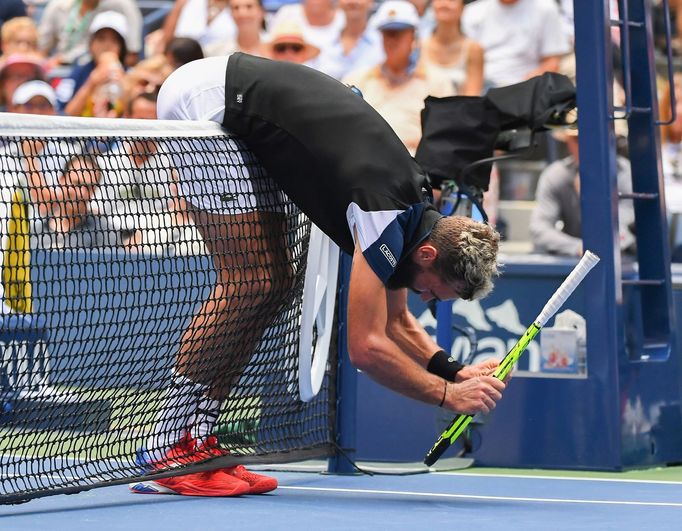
left=0, top=0, right=681, bottom=260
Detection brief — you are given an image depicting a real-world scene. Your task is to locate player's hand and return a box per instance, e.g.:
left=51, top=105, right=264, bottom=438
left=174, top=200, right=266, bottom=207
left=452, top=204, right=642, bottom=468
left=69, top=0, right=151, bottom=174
left=455, top=358, right=502, bottom=381
left=445, top=376, right=505, bottom=415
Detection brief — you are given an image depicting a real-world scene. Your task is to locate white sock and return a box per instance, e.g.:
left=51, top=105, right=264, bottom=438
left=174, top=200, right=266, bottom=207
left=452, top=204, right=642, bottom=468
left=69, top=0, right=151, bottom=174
left=191, top=395, right=222, bottom=447
left=148, top=369, right=209, bottom=458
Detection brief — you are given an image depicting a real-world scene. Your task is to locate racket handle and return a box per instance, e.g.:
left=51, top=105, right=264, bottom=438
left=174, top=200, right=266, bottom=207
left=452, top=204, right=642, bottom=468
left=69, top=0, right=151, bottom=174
left=424, top=412, right=474, bottom=466
left=536, top=251, right=600, bottom=326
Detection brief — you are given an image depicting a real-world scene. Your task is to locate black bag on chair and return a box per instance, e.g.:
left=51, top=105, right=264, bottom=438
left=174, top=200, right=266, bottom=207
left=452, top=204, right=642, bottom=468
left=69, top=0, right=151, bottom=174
left=415, top=72, right=577, bottom=192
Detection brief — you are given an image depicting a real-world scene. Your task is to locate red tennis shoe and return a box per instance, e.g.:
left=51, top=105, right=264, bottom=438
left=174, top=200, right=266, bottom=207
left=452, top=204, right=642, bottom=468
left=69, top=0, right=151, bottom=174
left=196, top=435, right=279, bottom=494
left=130, top=433, right=250, bottom=496
left=129, top=469, right=251, bottom=497
left=225, top=464, right=278, bottom=494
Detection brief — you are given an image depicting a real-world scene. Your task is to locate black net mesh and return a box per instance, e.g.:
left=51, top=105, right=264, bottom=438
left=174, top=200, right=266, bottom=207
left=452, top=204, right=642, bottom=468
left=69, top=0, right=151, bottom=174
left=0, top=130, right=336, bottom=504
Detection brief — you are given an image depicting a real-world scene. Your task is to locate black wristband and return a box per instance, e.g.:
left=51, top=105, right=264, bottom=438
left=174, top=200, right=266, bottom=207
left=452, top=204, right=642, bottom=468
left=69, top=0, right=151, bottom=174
left=427, top=350, right=464, bottom=381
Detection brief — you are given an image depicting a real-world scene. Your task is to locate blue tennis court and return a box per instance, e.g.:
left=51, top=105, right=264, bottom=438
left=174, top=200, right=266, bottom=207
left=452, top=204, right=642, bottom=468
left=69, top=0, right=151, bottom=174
left=1, top=466, right=681, bottom=531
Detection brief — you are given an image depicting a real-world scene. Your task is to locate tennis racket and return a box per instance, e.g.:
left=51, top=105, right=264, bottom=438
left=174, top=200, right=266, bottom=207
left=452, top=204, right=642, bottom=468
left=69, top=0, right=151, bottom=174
left=423, top=251, right=600, bottom=466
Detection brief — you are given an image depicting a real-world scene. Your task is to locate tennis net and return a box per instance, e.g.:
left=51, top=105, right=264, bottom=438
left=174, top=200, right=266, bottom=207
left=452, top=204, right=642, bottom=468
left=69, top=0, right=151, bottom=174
left=0, top=113, right=337, bottom=504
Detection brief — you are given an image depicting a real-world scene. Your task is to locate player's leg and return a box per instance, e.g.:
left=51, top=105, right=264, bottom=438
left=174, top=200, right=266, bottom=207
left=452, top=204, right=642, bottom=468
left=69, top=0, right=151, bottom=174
left=135, top=208, right=288, bottom=495
left=135, top=163, right=290, bottom=495
left=176, top=207, right=293, bottom=437
left=183, top=207, right=290, bottom=495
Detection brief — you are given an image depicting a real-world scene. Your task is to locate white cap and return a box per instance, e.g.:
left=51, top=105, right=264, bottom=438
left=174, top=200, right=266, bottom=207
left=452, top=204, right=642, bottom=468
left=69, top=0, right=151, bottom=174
left=12, top=80, right=57, bottom=107
left=89, top=10, right=128, bottom=41
left=374, top=0, right=420, bottom=31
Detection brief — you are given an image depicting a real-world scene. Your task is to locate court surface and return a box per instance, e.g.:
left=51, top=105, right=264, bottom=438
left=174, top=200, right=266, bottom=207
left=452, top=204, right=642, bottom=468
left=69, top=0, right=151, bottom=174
left=1, top=465, right=681, bottom=531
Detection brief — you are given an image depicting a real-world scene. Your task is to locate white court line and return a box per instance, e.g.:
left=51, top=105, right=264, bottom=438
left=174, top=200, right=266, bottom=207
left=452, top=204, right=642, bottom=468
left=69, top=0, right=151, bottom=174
left=442, top=471, right=682, bottom=485
left=278, top=486, right=682, bottom=507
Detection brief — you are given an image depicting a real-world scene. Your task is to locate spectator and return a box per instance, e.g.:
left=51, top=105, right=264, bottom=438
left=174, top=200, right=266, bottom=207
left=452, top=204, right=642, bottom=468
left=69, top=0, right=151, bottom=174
left=1, top=17, right=40, bottom=58
left=265, top=19, right=320, bottom=64
left=203, top=0, right=268, bottom=58
left=422, top=0, right=483, bottom=95
left=0, top=52, right=46, bottom=111
left=165, top=37, right=204, bottom=70
left=0, top=1, right=27, bottom=29
left=529, top=127, right=635, bottom=257
left=91, top=91, right=204, bottom=254
left=658, top=73, right=682, bottom=252
left=343, top=0, right=455, bottom=155
left=38, top=0, right=142, bottom=67
left=159, top=0, right=236, bottom=54
left=269, top=0, right=345, bottom=53
left=16, top=138, right=122, bottom=248
left=461, top=0, right=571, bottom=89
left=8, top=78, right=57, bottom=115
left=30, top=153, right=126, bottom=248
left=315, top=0, right=383, bottom=80
left=9, top=80, right=70, bottom=179
left=61, top=11, right=128, bottom=117
left=369, top=0, right=435, bottom=37
left=659, top=72, right=682, bottom=188
left=407, top=0, right=436, bottom=36
left=123, top=54, right=173, bottom=102
left=97, top=91, right=172, bottom=249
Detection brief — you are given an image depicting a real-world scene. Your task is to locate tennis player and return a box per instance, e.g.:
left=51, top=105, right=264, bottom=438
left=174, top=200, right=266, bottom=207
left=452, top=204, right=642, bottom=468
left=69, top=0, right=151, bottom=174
left=131, top=53, right=506, bottom=497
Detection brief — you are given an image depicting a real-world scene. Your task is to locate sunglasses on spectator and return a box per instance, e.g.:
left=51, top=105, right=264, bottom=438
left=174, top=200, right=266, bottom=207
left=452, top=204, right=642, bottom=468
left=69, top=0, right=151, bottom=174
left=273, top=43, right=304, bottom=54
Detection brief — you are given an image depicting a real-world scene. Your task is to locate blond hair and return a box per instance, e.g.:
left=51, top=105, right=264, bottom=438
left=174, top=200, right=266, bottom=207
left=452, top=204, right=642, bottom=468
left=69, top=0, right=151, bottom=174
left=1, top=17, right=38, bottom=47
left=429, top=216, right=500, bottom=300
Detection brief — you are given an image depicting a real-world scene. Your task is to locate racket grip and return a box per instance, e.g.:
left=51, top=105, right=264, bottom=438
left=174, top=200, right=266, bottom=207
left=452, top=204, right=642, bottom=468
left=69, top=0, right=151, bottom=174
left=424, top=413, right=474, bottom=466
left=536, top=251, right=600, bottom=326
left=424, top=437, right=451, bottom=466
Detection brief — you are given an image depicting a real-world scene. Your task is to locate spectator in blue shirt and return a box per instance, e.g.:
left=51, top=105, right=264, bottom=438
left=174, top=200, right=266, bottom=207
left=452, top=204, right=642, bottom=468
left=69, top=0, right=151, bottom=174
left=314, top=0, right=384, bottom=80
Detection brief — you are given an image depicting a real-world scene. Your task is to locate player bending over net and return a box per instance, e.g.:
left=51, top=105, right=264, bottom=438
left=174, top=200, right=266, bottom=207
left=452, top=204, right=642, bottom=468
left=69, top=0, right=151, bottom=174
left=132, top=53, right=505, bottom=497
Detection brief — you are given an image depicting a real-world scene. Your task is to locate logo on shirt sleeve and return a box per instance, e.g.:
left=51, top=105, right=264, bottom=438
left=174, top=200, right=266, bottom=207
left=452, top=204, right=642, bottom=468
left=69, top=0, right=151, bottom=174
left=379, top=244, right=397, bottom=268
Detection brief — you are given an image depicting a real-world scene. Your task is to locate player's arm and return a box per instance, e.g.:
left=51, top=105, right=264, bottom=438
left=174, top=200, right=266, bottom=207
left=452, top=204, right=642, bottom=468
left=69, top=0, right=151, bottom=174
left=385, top=287, right=440, bottom=365
left=385, top=282, right=502, bottom=383
left=347, top=242, right=505, bottom=414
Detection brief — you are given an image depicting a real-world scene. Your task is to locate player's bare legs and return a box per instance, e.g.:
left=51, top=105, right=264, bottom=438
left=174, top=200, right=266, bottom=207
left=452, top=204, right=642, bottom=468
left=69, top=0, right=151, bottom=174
left=177, top=206, right=293, bottom=399
left=134, top=207, right=290, bottom=496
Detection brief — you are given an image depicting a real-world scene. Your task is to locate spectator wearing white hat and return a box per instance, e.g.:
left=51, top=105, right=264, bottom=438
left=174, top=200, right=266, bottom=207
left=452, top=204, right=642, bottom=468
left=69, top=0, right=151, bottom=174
left=60, top=11, right=128, bottom=117
left=9, top=79, right=57, bottom=115
left=0, top=52, right=46, bottom=111
left=38, top=0, right=142, bottom=67
left=343, top=0, right=454, bottom=155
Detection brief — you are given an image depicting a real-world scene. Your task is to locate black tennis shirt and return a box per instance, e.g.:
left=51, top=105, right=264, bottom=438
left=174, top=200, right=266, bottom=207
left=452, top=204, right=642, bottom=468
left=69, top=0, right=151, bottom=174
left=222, top=53, right=442, bottom=284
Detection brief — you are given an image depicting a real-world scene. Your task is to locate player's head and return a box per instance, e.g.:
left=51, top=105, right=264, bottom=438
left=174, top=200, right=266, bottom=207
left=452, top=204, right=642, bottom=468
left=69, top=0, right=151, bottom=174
left=388, top=216, right=499, bottom=301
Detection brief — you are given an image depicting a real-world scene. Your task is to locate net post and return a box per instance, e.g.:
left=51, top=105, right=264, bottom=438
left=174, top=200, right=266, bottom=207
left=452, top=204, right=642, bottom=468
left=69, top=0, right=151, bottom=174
left=327, top=252, right=358, bottom=474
